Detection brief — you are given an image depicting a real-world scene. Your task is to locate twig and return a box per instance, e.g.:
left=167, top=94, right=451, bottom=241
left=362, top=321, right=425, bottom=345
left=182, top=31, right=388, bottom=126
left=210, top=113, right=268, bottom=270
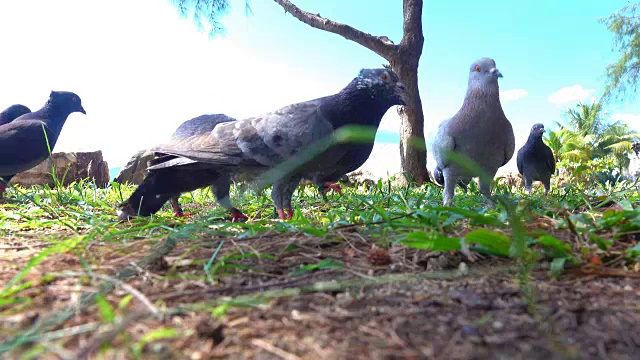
left=0, top=236, right=177, bottom=354
left=56, top=271, right=158, bottom=315
left=252, top=338, right=301, bottom=360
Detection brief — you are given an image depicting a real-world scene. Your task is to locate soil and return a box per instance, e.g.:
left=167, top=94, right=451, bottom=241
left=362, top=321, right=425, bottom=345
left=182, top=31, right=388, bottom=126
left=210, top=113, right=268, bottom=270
left=1, top=219, right=639, bottom=359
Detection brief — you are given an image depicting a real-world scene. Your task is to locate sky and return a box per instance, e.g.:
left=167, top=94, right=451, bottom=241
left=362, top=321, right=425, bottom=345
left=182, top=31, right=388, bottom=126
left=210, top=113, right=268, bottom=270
left=0, top=0, right=638, bottom=179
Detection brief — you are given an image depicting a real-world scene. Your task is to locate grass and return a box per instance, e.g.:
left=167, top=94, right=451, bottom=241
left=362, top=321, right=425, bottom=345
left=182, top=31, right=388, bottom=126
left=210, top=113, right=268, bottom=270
left=0, top=173, right=639, bottom=359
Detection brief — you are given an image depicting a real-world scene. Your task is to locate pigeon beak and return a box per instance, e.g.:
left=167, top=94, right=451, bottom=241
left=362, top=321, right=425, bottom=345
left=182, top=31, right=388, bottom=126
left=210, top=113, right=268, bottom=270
left=78, top=105, right=86, bottom=115
left=491, top=68, right=503, bottom=78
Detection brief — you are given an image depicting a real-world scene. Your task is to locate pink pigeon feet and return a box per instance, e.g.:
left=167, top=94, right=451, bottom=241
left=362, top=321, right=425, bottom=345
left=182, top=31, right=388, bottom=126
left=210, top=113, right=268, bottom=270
left=276, top=208, right=295, bottom=220
left=230, top=209, right=249, bottom=222
left=323, top=182, right=343, bottom=195
left=0, top=184, right=6, bottom=203
left=170, top=198, right=194, bottom=218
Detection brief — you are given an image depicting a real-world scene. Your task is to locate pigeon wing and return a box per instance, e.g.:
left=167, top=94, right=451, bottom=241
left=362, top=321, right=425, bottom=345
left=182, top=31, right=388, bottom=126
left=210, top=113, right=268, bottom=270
left=153, top=98, right=334, bottom=169
left=432, top=118, right=456, bottom=169
left=0, top=120, right=52, bottom=175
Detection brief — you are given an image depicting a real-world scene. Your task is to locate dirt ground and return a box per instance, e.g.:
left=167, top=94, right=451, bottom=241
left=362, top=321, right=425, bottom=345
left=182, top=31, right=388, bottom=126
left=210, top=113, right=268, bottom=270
left=1, top=223, right=640, bottom=360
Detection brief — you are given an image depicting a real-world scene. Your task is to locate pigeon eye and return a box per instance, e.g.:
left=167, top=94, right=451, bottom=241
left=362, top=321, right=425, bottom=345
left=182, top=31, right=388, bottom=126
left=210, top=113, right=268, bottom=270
left=475, top=65, right=481, bottom=72
left=72, top=97, right=77, bottom=102
left=380, top=71, right=390, bottom=82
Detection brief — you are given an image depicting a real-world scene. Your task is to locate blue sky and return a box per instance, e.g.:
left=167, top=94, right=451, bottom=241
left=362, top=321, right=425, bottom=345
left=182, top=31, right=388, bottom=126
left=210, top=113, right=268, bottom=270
left=0, top=0, right=637, bottom=178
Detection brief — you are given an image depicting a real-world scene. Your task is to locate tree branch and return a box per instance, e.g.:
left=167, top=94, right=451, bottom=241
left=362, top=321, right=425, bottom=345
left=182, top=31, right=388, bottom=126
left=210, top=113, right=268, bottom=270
left=400, top=0, right=424, bottom=49
left=273, top=0, right=398, bottom=60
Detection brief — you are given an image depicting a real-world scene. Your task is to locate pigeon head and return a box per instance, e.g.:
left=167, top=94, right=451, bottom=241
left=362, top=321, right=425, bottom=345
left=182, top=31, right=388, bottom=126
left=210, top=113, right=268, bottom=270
left=355, top=68, right=406, bottom=106
left=467, top=58, right=502, bottom=95
left=632, top=141, right=640, bottom=156
left=529, top=123, right=546, bottom=138
left=47, top=91, right=86, bottom=116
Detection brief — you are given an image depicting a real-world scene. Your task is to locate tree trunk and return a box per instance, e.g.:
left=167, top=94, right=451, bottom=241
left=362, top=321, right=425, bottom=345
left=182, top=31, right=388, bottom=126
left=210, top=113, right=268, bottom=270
left=392, top=59, right=428, bottom=185
left=394, top=0, right=428, bottom=185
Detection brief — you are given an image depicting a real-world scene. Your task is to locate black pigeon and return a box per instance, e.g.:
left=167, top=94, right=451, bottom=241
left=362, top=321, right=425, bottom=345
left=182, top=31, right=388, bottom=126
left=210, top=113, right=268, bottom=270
left=516, top=123, right=555, bottom=195
left=0, top=104, right=31, bottom=126
left=0, top=104, right=32, bottom=198
left=0, top=92, right=86, bottom=198
left=117, top=68, right=406, bottom=221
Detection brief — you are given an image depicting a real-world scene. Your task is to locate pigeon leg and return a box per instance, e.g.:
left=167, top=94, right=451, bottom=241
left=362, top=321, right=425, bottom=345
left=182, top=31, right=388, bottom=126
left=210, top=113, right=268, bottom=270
left=479, top=177, right=496, bottom=209
left=170, top=197, right=184, bottom=217
left=524, top=174, right=533, bottom=195
left=210, top=177, right=248, bottom=222
left=442, top=171, right=456, bottom=206
left=542, top=177, right=551, bottom=197
left=272, top=176, right=301, bottom=220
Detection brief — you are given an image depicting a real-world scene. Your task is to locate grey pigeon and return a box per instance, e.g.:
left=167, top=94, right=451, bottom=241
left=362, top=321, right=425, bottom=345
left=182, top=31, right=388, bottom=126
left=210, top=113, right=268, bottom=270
left=516, top=123, right=555, bottom=195
left=117, top=68, right=406, bottom=221
left=0, top=92, right=85, bottom=195
left=432, top=58, right=515, bottom=206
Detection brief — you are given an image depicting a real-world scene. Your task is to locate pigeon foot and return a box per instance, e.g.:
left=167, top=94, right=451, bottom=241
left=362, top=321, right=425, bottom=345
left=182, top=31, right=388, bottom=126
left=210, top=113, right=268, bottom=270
left=230, top=209, right=249, bottom=222
left=116, top=205, right=136, bottom=221
left=323, top=182, right=343, bottom=195
left=276, top=208, right=294, bottom=220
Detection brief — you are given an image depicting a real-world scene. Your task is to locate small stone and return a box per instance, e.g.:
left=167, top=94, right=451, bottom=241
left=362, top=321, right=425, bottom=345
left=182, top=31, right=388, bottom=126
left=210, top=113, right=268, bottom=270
left=458, top=262, right=469, bottom=275
left=368, top=248, right=392, bottom=266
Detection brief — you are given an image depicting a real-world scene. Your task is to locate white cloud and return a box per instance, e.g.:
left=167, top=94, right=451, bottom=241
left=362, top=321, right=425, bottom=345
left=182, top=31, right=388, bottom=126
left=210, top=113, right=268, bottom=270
left=548, top=85, right=595, bottom=105
left=500, top=89, right=528, bottom=101
left=611, top=113, right=640, bottom=131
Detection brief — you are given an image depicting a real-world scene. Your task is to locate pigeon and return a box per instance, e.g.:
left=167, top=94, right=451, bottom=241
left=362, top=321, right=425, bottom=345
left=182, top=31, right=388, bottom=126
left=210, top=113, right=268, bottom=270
left=117, top=68, right=406, bottom=221
left=432, top=165, right=469, bottom=193
left=516, top=123, right=555, bottom=195
left=0, top=91, right=86, bottom=199
left=432, top=58, right=515, bottom=206
left=0, top=104, right=31, bottom=126
left=0, top=104, right=32, bottom=198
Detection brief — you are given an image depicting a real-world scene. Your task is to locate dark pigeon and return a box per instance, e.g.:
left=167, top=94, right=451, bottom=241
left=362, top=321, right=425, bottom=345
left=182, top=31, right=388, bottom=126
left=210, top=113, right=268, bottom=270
left=432, top=58, right=515, bottom=206
left=0, top=104, right=32, bottom=198
left=117, top=68, right=406, bottom=221
left=516, top=123, right=555, bottom=195
left=0, top=104, right=31, bottom=126
left=0, top=92, right=85, bottom=199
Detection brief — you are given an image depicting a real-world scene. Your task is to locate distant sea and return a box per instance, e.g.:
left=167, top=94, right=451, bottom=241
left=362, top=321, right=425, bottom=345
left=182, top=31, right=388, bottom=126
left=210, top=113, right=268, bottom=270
left=109, top=167, right=122, bottom=181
